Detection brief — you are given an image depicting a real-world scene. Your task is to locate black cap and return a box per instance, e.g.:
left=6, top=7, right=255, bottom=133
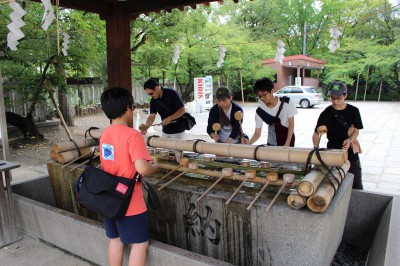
left=327, top=81, right=347, bottom=97
left=215, top=87, right=232, bottom=99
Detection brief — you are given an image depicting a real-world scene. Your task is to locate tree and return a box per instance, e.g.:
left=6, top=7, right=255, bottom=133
left=1, top=2, right=106, bottom=134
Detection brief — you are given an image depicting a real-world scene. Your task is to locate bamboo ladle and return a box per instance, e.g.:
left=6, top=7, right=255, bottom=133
left=265, top=173, right=295, bottom=212
left=197, top=168, right=233, bottom=202
left=139, top=121, right=177, bottom=131
left=234, top=111, right=245, bottom=139
left=226, top=169, right=256, bottom=205
left=212, top=123, right=221, bottom=136
left=316, top=125, right=328, bottom=148
left=158, top=162, right=198, bottom=191
left=247, top=172, right=278, bottom=210
left=155, top=158, right=188, bottom=185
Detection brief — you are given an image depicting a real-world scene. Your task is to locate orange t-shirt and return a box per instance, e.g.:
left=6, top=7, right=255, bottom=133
left=100, top=124, right=152, bottom=216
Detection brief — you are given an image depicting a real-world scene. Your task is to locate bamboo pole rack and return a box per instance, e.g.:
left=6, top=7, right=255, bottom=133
left=148, top=137, right=347, bottom=166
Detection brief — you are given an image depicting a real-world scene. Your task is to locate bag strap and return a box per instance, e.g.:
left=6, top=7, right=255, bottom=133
left=87, top=146, right=97, bottom=167
left=256, top=107, right=275, bottom=125
left=328, top=106, right=349, bottom=129
left=275, top=96, right=288, bottom=119
left=85, top=127, right=100, bottom=144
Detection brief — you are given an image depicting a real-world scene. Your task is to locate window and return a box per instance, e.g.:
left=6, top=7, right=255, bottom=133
left=292, top=88, right=302, bottom=93
left=304, top=87, right=317, bottom=93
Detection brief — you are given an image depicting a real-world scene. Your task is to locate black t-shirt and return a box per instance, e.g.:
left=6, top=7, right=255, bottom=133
left=149, top=88, right=185, bottom=134
left=314, top=104, right=363, bottom=161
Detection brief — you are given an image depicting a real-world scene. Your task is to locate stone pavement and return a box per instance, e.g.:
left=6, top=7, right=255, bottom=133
left=8, top=100, right=400, bottom=194
left=2, top=100, right=400, bottom=265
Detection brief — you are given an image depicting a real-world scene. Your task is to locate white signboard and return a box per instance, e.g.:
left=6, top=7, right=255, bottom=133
left=204, top=76, right=213, bottom=109
left=295, top=77, right=302, bottom=86
left=194, top=76, right=213, bottom=112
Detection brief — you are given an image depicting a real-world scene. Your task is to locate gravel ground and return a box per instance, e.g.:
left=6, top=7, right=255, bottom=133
left=9, top=112, right=110, bottom=167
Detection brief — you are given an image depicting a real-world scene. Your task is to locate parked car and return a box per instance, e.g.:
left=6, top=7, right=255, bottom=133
left=274, top=86, right=324, bottom=108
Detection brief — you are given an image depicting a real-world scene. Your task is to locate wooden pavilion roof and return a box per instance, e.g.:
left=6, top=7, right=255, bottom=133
left=30, top=0, right=226, bottom=19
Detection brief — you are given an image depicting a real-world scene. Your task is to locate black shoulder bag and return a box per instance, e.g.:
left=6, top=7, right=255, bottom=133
left=274, top=97, right=295, bottom=146
left=328, top=106, right=349, bottom=129
left=75, top=148, right=140, bottom=219
left=256, top=97, right=295, bottom=146
left=154, top=100, right=196, bottom=130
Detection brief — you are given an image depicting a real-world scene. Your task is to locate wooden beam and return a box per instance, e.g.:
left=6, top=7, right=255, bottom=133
left=30, top=0, right=219, bottom=20
left=30, top=0, right=112, bottom=16
left=104, top=5, right=132, bottom=92
left=124, top=0, right=218, bottom=18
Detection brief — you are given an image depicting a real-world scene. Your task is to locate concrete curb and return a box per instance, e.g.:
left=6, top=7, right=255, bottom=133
left=13, top=194, right=231, bottom=266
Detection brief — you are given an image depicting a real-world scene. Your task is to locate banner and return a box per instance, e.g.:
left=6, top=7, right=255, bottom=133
left=194, top=76, right=213, bottom=111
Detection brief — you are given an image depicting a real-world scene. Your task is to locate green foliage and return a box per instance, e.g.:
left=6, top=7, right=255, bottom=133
left=0, top=2, right=106, bottom=112
left=1, top=0, right=399, bottom=110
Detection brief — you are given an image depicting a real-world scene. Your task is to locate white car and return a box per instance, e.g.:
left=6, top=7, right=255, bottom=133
left=274, top=86, right=324, bottom=108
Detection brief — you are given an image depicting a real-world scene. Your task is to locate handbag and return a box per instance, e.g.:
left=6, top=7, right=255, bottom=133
left=75, top=148, right=140, bottom=219
left=154, top=100, right=196, bottom=131
left=181, top=112, right=196, bottom=130
left=274, top=97, right=295, bottom=147
left=75, top=166, right=139, bottom=219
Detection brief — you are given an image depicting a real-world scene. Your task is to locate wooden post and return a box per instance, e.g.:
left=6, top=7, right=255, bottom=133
left=0, top=65, right=10, bottom=160
left=240, top=69, right=244, bottom=105
left=0, top=162, right=22, bottom=247
left=355, top=73, right=360, bottom=101
left=104, top=7, right=132, bottom=91
left=378, top=79, right=383, bottom=102
left=363, top=67, right=369, bottom=101
left=44, top=82, right=73, bottom=140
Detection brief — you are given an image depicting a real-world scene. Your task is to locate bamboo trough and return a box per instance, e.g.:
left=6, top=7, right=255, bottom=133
left=306, top=161, right=350, bottom=213
left=49, top=138, right=98, bottom=165
left=286, top=161, right=351, bottom=212
left=147, top=137, right=347, bottom=166
left=156, top=162, right=291, bottom=187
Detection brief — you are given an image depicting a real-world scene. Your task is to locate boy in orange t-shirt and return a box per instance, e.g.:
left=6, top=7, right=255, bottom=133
left=100, top=87, right=157, bottom=266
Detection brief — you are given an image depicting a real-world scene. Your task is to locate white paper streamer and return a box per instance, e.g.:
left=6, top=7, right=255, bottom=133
left=7, top=1, right=26, bottom=51
left=172, top=43, right=180, bottom=64
left=41, top=0, right=55, bottom=31
left=61, top=32, right=70, bottom=56
left=274, top=40, right=286, bottom=64
left=217, top=45, right=226, bottom=68
left=328, top=27, right=342, bottom=53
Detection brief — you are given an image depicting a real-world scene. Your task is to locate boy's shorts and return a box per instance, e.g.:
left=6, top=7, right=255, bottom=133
left=103, top=211, right=149, bottom=244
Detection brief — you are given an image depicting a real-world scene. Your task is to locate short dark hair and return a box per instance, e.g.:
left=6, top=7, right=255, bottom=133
left=253, top=78, right=274, bottom=93
left=101, top=87, right=134, bottom=120
left=144, top=79, right=159, bottom=90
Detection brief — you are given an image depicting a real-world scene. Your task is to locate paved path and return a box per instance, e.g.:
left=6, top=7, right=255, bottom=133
left=10, top=100, right=400, bottom=195
left=192, top=101, right=400, bottom=195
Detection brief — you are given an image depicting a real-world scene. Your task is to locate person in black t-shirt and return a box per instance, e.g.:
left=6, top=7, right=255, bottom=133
left=312, top=81, right=364, bottom=189
left=140, top=79, right=186, bottom=162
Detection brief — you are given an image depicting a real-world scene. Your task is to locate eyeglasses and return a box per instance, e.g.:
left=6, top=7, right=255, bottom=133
left=147, top=91, right=154, bottom=96
left=330, top=96, right=344, bottom=101
left=257, top=92, right=270, bottom=99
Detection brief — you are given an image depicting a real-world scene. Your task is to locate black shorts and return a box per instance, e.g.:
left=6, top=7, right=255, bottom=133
left=103, top=211, right=149, bottom=244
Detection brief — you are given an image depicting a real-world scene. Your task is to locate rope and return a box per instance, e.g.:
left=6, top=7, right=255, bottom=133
left=84, top=127, right=100, bottom=144
left=146, top=135, right=159, bottom=147
left=305, top=148, right=343, bottom=195
left=192, top=139, right=205, bottom=154
left=253, top=144, right=266, bottom=161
